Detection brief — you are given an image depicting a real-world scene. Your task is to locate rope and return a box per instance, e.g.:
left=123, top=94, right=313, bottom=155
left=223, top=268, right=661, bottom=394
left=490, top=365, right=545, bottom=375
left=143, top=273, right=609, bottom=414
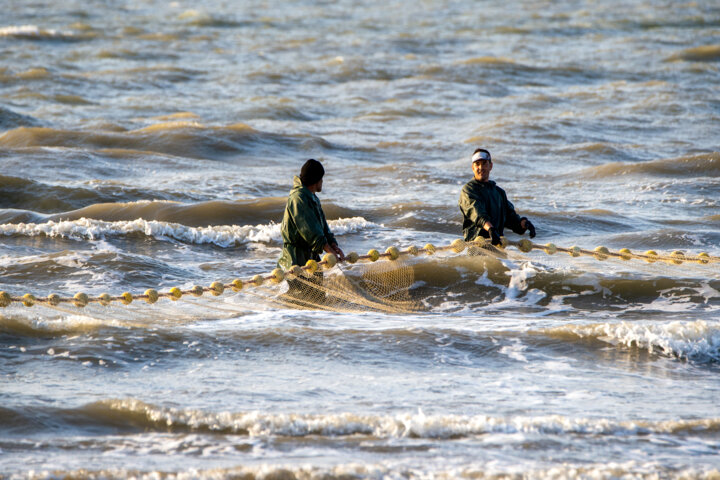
left=0, top=238, right=716, bottom=309
left=503, top=238, right=719, bottom=265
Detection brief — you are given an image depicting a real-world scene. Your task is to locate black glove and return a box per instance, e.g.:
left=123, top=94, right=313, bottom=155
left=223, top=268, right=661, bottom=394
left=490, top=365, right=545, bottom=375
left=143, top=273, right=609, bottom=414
left=521, top=217, right=536, bottom=238
left=488, top=228, right=502, bottom=246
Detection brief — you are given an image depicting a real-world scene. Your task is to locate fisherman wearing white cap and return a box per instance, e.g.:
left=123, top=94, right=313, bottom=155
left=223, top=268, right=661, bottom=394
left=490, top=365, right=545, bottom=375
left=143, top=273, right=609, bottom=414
left=458, top=148, right=536, bottom=246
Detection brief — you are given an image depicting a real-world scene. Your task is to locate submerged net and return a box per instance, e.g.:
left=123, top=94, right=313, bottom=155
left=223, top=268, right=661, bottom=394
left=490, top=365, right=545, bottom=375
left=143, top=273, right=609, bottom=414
left=248, top=254, right=422, bottom=314
left=0, top=238, right=717, bottom=316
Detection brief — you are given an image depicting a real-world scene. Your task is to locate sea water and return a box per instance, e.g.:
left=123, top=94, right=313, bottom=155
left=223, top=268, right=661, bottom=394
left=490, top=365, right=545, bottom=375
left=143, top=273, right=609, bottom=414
left=1, top=0, right=719, bottom=478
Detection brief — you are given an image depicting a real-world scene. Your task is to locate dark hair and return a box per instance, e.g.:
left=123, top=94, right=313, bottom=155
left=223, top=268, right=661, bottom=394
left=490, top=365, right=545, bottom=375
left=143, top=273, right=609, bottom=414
left=299, top=159, right=325, bottom=186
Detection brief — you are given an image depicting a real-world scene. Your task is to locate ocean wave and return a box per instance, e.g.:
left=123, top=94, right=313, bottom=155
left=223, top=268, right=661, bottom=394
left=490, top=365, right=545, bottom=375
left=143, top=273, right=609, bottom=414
left=0, top=25, right=89, bottom=41
left=35, top=197, right=359, bottom=228
left=0, top=216, right=375, bottom=246
left=543, top=320, right=720, bottom=362
left=0, top=208, right=46, bottom=224
left=10, top=462, right=719, bottom=480
left=422, top=59, right=603, bottom=87
left=0, top=107, right=39, bottom=129
left=0, top=175, right=130, bottom=214
left=242, top=101, right=315, bottom=121
left=66, top=65, right=205, bottom=84
left=410, top=254, right=720, bottom=310
left=96, top=48, right=179, bottom=62
left=576, top=152, right=720, bottom=179
left=177, top=9, right=248, bottom=28
left=555, top=141, right=631, bottom=160
left=0, top=176, right=267, bottom=214
left=0, top=313, right=127, bottom=337
left=50, top=198, right=289, bottom=226
left=667, top=45, right=720, bottom=62
left=247, top=56, right=413, bottom=85
left=0, top=123, right=342, bottom=161
left=602, top=228, right=720, bottom=250
left=7, top=399, right=719, bottom=439
left=458, top=56, right=517, bottom=65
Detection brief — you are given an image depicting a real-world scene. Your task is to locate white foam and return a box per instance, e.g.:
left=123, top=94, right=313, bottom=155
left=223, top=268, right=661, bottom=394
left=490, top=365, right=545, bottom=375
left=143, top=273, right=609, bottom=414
left=0, top=217, right=375, bottom=247
left=499, top=339, right=529, bottom=363
left=18, top=461, right=720, bottom=480
left=481, top=261, right=548, bottom=309
left=505, top=261, right=538, bottom=298
left=546, top=320, right=720, bottom=361
left=5, top=313, right=131, bottom=333
left=0, top=25, right=70, bottom=38
left=103, top=399, right=720, bottom=438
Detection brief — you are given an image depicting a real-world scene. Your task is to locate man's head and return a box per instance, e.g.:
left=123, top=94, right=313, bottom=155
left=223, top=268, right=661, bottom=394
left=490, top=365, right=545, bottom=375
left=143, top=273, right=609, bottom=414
left=300, top=159, right=324, bottom=192
left=471, top=148, right=492, bottom=182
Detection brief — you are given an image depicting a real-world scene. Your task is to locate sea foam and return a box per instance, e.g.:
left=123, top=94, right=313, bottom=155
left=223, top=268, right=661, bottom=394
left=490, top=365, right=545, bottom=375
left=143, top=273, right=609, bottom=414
left=0, top=25, right=76, bottom=40
left=544, top=320, right=720, bottom=362
left=94, top=398, right=720, bottom=438
left=14, top=462, right=720, bottom=480
left=0, top=217, right=375, bottom=247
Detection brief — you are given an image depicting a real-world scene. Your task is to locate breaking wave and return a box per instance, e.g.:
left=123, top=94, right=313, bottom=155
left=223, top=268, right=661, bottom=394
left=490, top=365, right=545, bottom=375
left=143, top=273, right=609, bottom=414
left=543, top=320, right=720, bottom=362
left=0, top=216, right=375, bottom=247
left=4, top=398, right=719, bottom=438
left=9, top=463, right=718, bottom=480
left=0, top=25, right=89, bottom=41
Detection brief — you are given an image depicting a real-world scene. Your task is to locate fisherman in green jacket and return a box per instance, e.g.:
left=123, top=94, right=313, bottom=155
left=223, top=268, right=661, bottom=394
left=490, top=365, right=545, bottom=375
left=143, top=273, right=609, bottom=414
left=459, top=148, right=536, bottom=245
left=278, top=159, right=345, bottom=271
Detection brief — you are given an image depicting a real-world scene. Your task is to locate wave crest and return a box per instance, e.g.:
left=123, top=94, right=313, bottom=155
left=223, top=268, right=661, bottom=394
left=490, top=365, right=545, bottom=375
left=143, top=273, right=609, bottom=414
left=543, top=320, right=720, bottom=362
left=80, top=399, right=720, bottom=438
left=578, top=152, right=720, bottom=179
left=11, top=462, right=720, bottom=480
left=0, top=123, right=340, bottom=160
left=667, top=45, right=720, bottom=62
left=0, top=25, right=86, bottom=41
left=0, top=107, right=39, bottom=129
left=0, top=216, right=375, bottom=247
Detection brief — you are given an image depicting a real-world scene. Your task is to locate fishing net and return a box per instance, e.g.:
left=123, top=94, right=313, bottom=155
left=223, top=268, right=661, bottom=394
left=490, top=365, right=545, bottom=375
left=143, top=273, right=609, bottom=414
left=0, top=239, right=717, bottom=317
left=247, top=255, right=423, bottom=314
left=246, top=244, right=521, bottom=314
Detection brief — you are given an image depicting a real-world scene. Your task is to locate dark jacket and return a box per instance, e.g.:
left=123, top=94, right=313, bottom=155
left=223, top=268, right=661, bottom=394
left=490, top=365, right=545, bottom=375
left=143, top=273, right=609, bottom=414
left=458, top=179, right=524, bottom=242
left=277, top=176, right=337, bottom=269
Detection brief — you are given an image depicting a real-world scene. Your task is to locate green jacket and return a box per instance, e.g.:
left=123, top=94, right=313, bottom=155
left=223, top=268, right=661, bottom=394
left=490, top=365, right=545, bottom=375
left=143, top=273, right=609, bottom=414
left=277, top=176, right=337, bottom=269
left=458, top=179, right=524, bottom=242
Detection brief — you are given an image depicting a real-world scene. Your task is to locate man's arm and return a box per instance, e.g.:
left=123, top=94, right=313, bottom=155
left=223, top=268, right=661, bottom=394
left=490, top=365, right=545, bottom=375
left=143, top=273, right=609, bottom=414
left=318, top=202, right=344, bottom=261
left=460, top=185, right=502, bottom=245
left=459, top=185, right=492, bottom=231
left=289, top=194, right=327, bottom=254
left=502, top=191, right=535, bottom=238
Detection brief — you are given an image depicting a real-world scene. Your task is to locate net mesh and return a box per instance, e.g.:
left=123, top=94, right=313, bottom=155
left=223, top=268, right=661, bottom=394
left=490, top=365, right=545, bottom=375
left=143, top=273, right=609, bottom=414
left=246, top=245, right=520, bottom=313
left=0, top=239, right=717, bottom=316
left=239, top=243, right=719, bottom=314
left=249, top=255, right=422, bottom=314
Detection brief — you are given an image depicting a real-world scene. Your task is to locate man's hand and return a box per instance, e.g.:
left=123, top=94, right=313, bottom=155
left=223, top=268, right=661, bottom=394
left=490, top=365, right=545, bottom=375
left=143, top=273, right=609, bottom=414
left=332, top=244, right=345, bottom=262
left=489, top=228, right=502, bottom=246
left=325, top=243, right=345, bottom=262
left=521, top=217, right=536, bottom=238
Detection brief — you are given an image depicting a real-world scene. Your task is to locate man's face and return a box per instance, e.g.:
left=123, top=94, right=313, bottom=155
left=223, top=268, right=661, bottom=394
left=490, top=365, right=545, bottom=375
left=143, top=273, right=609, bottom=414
left=472, top=159, right=492, bottom=182
left=310, top=178, right=323, bottom=193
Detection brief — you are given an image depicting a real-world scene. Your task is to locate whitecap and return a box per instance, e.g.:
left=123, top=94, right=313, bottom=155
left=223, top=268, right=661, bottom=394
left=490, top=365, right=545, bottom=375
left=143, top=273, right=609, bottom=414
left=544, top=320, right=720, bottom=362
left=0, top=216, right=376, bottom=247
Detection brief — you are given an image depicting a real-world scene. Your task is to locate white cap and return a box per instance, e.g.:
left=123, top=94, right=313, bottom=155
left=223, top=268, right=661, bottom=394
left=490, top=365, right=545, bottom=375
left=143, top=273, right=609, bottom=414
left=471, top=150, right=491, bottom=163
